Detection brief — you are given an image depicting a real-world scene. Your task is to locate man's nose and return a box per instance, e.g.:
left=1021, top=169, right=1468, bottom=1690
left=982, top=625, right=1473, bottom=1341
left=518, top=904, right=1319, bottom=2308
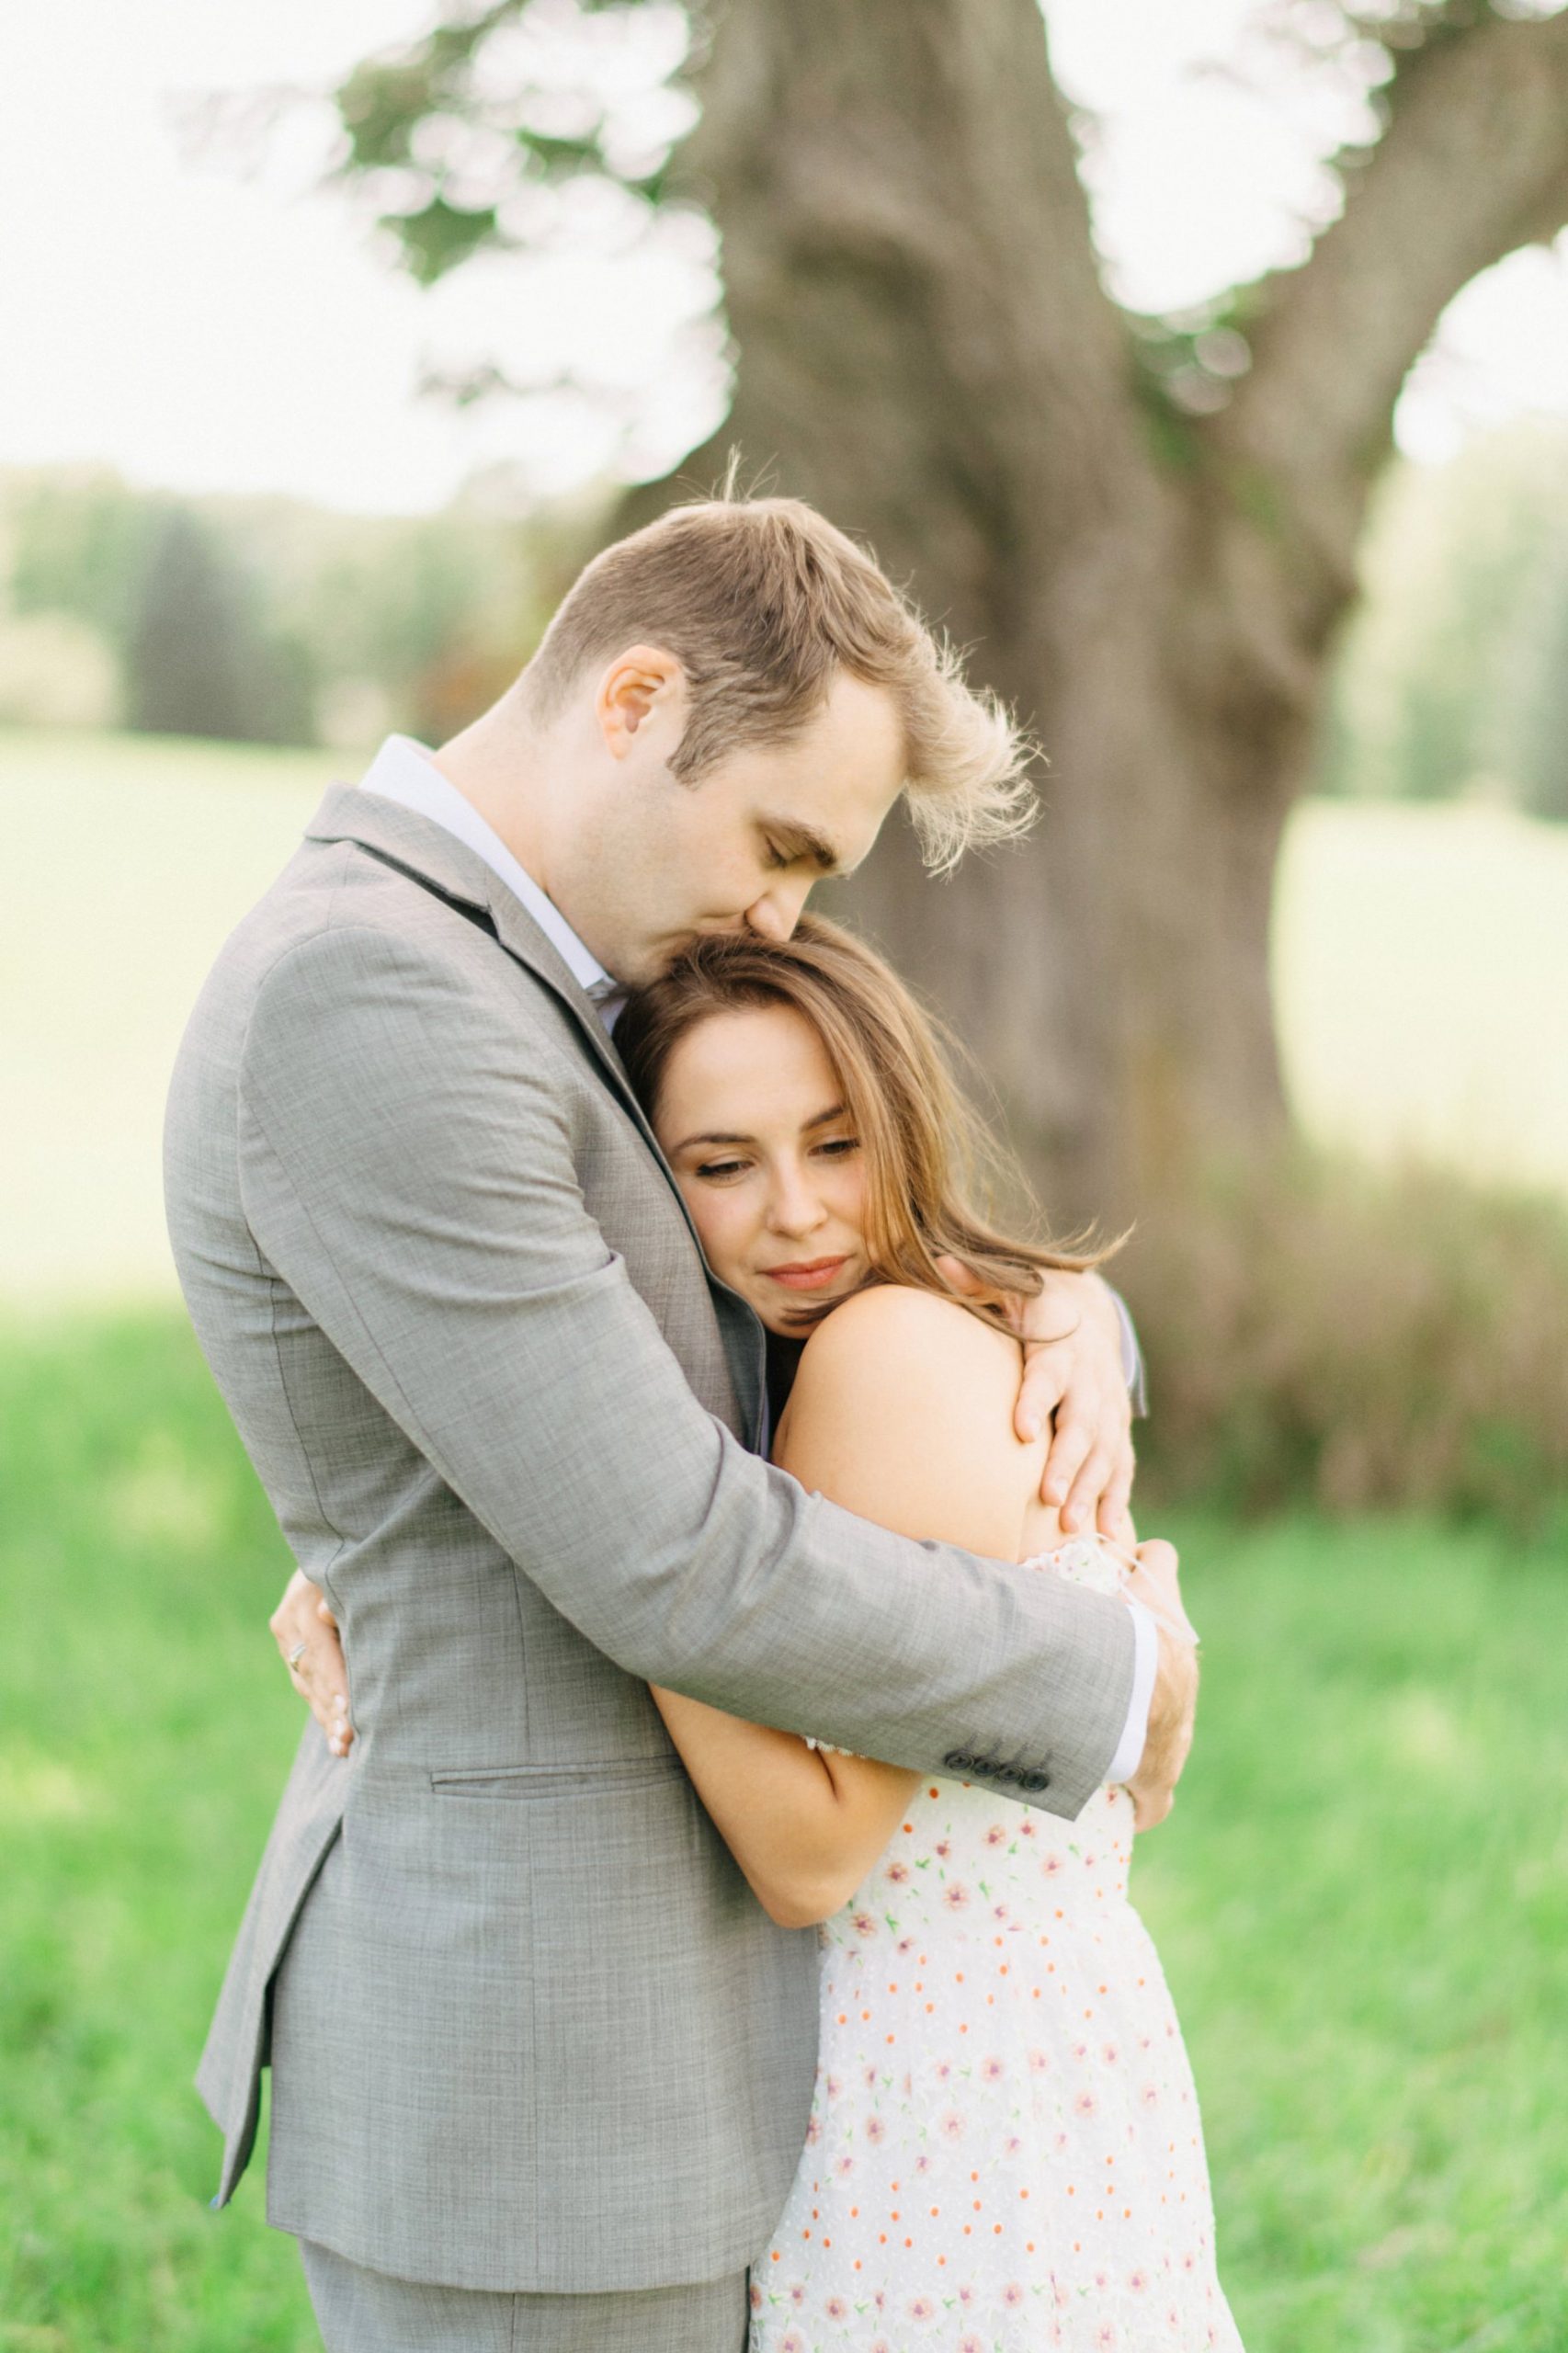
left=745, top=878, right=812, bottom=942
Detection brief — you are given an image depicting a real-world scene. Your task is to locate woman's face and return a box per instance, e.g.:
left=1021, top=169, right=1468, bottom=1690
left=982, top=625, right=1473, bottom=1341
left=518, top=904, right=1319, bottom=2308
left=653, top=1003, right=870, bottom=1336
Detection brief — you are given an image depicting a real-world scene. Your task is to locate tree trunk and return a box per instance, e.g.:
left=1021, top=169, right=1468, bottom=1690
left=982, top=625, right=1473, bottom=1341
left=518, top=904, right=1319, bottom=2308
left=667, top=0, right=1306, bottom=1226
left=638, top=0, right=1568, bottom=1228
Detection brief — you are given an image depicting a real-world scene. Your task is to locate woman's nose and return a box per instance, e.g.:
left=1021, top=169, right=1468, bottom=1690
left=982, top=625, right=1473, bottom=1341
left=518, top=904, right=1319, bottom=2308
left=767, top=1162, right=828, bottom=1237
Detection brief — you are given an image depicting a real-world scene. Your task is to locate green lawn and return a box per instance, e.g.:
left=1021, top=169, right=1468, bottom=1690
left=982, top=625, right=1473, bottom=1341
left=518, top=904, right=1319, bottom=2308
left=4, top=1311, right=1568, bottom=2350
left=3, top=726, right=1568, bottom=1303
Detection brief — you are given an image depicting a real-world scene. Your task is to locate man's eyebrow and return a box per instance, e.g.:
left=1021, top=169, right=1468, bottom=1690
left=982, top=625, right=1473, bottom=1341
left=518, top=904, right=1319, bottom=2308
left=761, top=816, right=844, bottom=873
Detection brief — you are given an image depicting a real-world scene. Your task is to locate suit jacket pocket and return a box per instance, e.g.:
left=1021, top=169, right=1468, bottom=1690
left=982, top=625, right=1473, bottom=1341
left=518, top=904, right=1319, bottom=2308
left=428, top=1756, right=688, bottom=1800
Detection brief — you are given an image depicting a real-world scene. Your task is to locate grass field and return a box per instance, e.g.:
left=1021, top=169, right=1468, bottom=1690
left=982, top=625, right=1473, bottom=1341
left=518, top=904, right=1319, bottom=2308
left=6, top=729, right=1568, bottom=2347
left=3, top=726, right=1568, bottom=1302
left=5, top=1309, right=1568, bottom=2352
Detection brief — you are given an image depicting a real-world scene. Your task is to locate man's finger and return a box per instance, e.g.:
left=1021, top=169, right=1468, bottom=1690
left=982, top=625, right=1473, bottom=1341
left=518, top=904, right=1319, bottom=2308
left=1059, top=1436, right=1117, bottom=1534
left=1040, top=1398, right=1095, bottom=1505
left=932, top=1253, right=986, bottom=1300
left=1096, top=1444, right=1136, bottom=1538
left=1016, top=1348, right=1070, bottom=1446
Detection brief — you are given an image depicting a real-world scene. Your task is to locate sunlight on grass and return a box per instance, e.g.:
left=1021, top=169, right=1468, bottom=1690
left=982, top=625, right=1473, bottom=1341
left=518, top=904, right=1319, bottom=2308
left=1274, top=799, right=1568, bottom=1196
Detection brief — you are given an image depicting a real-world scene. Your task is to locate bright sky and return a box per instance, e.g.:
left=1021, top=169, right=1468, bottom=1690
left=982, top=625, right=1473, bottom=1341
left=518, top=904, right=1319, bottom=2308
left=2, top=0, right=1565, bottom=514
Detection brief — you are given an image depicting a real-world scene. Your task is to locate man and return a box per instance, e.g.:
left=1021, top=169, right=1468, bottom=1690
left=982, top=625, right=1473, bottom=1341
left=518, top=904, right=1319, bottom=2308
left=166, top=492, right=1195, bottom=2353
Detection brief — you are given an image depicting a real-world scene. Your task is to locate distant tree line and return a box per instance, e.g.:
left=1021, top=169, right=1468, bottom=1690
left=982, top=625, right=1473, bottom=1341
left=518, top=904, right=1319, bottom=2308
left=1, top=427, right=1565, bottom=824
left=0, top=466, right=589, bottom=751
left=1319, top=420, right=1568, bottom=823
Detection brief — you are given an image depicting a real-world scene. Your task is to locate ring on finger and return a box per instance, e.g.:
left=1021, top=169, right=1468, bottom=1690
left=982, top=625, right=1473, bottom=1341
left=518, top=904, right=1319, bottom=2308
left=287, top=1641, right=308, bottom=1670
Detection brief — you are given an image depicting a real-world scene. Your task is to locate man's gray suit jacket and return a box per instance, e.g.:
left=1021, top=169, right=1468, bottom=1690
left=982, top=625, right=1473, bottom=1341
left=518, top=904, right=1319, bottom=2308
left=164, top=785, right=1135, bottom=2295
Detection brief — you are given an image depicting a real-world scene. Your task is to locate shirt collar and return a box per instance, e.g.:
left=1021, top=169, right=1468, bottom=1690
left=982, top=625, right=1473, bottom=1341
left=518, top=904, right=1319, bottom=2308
left=358, top=735, right=625, bottom=1028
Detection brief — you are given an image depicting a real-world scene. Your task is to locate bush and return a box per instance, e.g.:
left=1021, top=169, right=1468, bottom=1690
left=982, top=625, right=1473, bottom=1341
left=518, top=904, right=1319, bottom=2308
left=1126, top=1151, right=1568, bottom=1531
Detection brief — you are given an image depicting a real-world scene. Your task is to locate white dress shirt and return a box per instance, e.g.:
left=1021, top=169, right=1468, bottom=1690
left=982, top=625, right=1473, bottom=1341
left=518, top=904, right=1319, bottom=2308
left=358, top=734, right=1156, bottom=1783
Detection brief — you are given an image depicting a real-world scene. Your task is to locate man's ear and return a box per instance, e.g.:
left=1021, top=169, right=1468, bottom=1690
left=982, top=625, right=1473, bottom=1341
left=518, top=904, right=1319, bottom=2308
left=596, top=644, right=687, bottom=760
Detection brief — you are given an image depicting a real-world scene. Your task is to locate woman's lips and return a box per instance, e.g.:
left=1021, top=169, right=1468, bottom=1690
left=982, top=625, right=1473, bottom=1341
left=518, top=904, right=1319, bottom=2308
left=763, top=1256, right=848, bottom=1292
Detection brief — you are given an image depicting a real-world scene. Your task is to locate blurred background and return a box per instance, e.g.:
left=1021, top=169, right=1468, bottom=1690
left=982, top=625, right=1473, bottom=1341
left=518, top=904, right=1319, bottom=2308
left=4, top=3, right=1567, bottom=2347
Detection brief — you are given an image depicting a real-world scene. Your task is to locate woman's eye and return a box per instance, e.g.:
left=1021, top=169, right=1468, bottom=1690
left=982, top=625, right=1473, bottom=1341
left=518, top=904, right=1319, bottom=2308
left=764, top=840, right=790, bottom=871
left=814, top=1136, right=859, bottom=1159
left=695, top=1158, right=748, bottom=1182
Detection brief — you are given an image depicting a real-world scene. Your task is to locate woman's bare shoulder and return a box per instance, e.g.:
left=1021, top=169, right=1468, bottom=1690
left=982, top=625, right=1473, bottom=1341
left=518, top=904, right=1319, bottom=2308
left=779, top=1284, right=1044, bottom=1555
left=797, top=1280, right=1017, bottom=1390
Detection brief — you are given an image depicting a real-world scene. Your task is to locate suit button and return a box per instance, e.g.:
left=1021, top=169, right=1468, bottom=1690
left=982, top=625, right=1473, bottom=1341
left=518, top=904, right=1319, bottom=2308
left=942, top=1749, right=974, bottom=1774
left=1017, top=1769, right=1051, bottom=1793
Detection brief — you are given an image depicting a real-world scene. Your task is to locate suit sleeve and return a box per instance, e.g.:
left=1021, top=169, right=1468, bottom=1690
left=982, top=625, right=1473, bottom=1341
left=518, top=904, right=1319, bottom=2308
left=235, top=923, right=1134, bottom=1817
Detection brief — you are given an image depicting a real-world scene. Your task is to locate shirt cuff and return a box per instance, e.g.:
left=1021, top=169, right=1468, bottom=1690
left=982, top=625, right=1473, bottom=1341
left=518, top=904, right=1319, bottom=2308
left=1106, top=1284, right=1148, bottom=1418
left=1106, top=1596, right=1158, bottom=1785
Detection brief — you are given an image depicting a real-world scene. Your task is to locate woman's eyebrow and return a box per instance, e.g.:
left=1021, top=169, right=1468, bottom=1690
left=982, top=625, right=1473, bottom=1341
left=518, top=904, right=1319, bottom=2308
left=667, top=1127, right=756, bottom=1154
left=668, top=1103, right=847, bottom=1155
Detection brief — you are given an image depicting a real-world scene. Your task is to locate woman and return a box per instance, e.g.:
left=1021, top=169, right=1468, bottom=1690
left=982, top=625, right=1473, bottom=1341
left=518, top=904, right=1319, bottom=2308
left=615, top=915, right=1240, bottom=2353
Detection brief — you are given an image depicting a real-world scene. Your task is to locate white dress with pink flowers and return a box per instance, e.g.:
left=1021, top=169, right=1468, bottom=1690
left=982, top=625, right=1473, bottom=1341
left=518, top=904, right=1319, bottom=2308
left=747, top=1538, right=1244, bottom=2353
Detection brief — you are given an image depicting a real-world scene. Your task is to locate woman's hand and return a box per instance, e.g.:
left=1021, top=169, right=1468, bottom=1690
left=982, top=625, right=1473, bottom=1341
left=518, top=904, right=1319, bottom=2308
left=1120, top=1540, right=1198, bottom=1831
left=936, top=1260, right=1135, bottom=1536
left=269, top=1570, right=354, bottom=1756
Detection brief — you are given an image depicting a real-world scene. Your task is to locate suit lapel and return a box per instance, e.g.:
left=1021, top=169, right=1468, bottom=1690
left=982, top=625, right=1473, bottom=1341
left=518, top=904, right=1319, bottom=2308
left=303, top=785, right=767, bottom=1447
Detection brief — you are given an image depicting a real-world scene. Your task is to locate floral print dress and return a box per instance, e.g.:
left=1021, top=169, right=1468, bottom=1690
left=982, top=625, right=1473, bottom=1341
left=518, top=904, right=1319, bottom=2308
left=748, top=1538, right=1244, bottom=2353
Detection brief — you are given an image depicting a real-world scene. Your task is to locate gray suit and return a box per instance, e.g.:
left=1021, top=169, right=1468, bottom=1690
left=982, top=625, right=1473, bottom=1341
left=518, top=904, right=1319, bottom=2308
left=165, top=785, right=1134, bottom=2303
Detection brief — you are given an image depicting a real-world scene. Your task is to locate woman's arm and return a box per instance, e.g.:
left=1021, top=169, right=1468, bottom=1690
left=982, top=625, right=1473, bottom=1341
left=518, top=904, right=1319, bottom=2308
left=652, top=1285, right=1051, bottom=1927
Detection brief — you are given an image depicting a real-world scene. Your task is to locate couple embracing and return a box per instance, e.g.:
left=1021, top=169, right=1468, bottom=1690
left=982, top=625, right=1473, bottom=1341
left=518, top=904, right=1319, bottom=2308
left=166, top=493, right=1239, bottom=2350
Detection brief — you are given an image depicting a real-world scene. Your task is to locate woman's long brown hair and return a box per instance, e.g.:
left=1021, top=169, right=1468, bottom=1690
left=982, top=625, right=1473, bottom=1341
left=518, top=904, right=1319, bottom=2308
left=615, top=913, right=1118, bottom=1333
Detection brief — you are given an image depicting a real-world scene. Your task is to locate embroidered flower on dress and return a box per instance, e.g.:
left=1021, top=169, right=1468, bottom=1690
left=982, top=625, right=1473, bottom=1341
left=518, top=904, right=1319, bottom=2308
left=943, top=1882, right=971, bottom=1911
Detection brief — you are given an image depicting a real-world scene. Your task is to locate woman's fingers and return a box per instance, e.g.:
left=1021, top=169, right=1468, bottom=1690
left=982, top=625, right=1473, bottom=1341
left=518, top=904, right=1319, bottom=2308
left=268, top=1570, right=356, bottom=1754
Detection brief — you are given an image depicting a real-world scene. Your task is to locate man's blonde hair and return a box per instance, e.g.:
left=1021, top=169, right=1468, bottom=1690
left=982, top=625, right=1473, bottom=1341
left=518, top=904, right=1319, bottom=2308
left=520, top=492, right=1036, bottom=872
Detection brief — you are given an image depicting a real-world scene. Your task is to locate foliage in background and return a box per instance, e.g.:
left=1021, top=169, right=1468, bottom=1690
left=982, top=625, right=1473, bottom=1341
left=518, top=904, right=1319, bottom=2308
left=1129, top=1150, right=1568, bottom=1532
left=6, top=1310, right=1568, bottom=2350
left=1320, top=419, right=1568, bottom=820
left=0, top=465, right=595, bottom=750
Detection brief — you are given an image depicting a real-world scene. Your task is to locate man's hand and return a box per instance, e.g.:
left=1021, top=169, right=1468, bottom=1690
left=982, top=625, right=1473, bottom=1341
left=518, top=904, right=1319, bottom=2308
left=937, top=1260, right=1135, bottom=1535
left=269, top=1570, right=354, bottom=1756
left=1120, top=1539, right=1198, bottom=1832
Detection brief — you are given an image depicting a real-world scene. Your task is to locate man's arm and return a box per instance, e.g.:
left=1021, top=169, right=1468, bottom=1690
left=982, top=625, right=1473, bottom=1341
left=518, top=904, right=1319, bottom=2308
left=240, top=921, right=1135, bottom=1813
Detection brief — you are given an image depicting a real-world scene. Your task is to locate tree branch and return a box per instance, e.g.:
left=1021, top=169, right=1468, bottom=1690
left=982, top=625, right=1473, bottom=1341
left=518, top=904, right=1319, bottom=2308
left=1216, top=6, right=1568, bottom=600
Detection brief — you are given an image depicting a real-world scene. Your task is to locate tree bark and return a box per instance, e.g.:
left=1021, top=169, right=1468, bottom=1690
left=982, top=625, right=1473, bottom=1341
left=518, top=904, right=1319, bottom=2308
left=643, top=0, right=1568, bottom=1228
